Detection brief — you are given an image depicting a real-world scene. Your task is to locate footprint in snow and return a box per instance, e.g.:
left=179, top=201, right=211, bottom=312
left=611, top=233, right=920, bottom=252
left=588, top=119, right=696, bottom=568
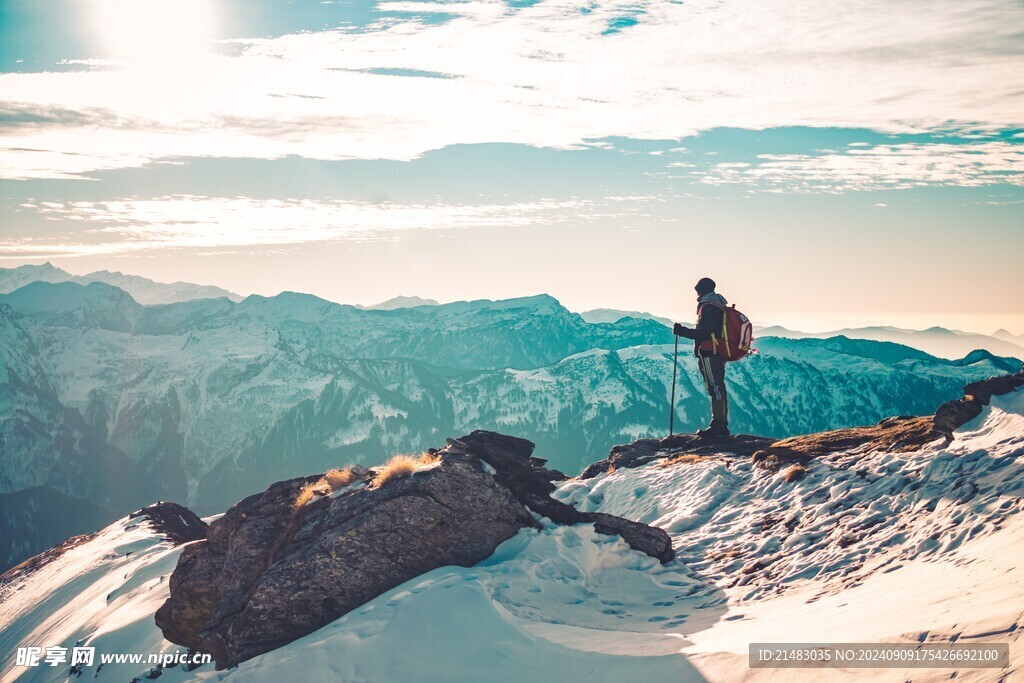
left=386, top=591, right=412, bottom=606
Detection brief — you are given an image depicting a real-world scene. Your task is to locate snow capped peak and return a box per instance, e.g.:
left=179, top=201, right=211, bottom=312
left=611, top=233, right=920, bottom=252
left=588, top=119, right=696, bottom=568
left=956, top=349, right=1020, bottom=374
left=0, top=262, right=72, bottom=294
left=430, top=293, right=566, bottom=315
left=22, top=261, right=64, bottom=274
left=362, top=295, right=440, bottom=310
left=580, top=308, right=674, bottom=327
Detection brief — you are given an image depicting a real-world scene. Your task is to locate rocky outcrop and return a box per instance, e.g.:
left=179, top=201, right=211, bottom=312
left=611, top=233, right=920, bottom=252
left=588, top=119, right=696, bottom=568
left=583, top=372, right=1024, bottom=476
left=129, top=501, right=208, bottom=545
left=580, top=433, right=773, bottom=478
left=156, top=431, right=673, bottom=668
left=757, top=372, right=1024, bottom=465
left=445, top=431, right=673, bottom=563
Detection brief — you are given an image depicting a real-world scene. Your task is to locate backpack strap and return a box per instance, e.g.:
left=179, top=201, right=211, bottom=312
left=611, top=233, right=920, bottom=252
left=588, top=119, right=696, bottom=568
left=697, top=301, right=727, bottom=355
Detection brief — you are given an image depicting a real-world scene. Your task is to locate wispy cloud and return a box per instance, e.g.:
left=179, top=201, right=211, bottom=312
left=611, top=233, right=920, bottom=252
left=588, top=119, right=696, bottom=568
left=1, top=0, right=1021, bottom=180
left=0, top=195, right=602, bottom=257
left=691, top=141, right=1024, bottom=192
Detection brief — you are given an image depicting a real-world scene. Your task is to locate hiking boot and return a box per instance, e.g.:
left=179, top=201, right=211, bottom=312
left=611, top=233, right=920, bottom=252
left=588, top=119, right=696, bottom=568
left=696, top=420, right=730, bottom=439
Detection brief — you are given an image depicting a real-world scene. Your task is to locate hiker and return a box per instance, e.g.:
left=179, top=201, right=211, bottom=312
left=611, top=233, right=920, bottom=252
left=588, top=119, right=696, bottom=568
left=673, top=277, right=731, bottom=438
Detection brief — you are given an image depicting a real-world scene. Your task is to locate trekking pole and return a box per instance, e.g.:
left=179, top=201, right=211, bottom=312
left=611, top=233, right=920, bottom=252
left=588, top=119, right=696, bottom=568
left=669, top=335, right=678, bottom=436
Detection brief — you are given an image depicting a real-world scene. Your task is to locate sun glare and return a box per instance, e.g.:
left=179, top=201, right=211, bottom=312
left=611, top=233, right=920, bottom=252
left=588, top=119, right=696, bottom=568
left=89, top=0, right=219, bottom=63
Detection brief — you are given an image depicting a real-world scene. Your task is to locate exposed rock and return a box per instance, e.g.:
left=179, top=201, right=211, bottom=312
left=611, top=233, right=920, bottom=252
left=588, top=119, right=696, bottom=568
left=586, top=373, right=1024, bottom=475
left=444, top=431, right=673, bottom=563
left=157, top=431, right=673, bottom=668
left=129, top=502, right=208, bottom=545
left=758, top=373, right=1024, bottom=465
left=580, top=433, right=773, bottom=478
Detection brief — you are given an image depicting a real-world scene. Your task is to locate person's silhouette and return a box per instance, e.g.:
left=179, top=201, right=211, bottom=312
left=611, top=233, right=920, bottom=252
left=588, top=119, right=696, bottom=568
left=673, top=277, right=730, bottom=438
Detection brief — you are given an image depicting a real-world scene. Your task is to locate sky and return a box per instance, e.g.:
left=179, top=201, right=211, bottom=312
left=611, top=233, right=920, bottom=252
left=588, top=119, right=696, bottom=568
left=0, top=0, right=1022, bottom=333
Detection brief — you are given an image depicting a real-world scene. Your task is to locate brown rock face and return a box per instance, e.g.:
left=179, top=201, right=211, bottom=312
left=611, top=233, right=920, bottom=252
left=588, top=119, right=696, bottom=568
left=156, top=431, right=673, bottom=668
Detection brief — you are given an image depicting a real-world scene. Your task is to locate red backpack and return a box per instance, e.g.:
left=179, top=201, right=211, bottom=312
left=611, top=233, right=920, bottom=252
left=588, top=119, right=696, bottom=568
left=697, top=302, right=754, bottom=361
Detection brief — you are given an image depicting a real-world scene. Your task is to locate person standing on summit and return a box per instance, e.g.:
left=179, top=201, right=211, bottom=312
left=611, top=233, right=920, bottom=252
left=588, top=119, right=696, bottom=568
left=673, top=277, right=733, bottom=438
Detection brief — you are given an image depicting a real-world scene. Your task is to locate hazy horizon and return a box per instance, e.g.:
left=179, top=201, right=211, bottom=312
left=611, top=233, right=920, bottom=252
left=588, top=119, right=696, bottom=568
left=5, top=259, right=1023, bottom=338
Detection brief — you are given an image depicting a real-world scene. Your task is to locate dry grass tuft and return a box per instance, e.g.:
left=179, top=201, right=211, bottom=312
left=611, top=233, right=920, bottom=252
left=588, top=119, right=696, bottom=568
left=298, top=452, right=440, bottom=502
left=782, top=464, right=807, bottom=482
left=324, top=467, right=358, bottom=490
left=753, top=451, right=782, bottom=472
left=418, top=451, right=442, bottom=466
left=296, top=467, right=362, bottom=507
left=372, top=454, right=422, bottom=488
left=294, top=482, right=320, bottom=508
left=657, top=453, right=705, bottom=468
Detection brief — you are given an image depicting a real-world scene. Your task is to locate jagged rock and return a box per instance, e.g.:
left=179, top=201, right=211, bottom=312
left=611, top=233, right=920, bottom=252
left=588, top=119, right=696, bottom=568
left=580, top=433, right=773, bottom=478
left=445, top=431, right=673, bottom=563
left=156, top=431, right=673, bottom=668
left=129, top=502, right=208, bottom=545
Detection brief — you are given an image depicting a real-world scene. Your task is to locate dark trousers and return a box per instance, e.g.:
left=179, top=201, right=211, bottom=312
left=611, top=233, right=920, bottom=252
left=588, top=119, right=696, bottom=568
left=697, top=353, right=728, bottom=426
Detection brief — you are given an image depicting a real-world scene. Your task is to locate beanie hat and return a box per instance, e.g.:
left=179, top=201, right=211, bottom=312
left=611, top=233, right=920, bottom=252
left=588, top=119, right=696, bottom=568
left=695, top=277, right=716, bottom=296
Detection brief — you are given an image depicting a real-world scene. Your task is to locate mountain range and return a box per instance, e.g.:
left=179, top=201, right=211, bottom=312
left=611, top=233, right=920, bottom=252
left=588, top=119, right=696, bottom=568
left=579, top=306, right=1024, bottom=362
left=0, top=276, right=1018, bottom=571
left=579, top=308, right=675, bottom=328
left=3, top=264, right=1020, bottom=361
left=757, top=323, right=1024, bottom=363
left=0, top=262, right=242, bottom=305
left=356, top=295, right=441, bottom=310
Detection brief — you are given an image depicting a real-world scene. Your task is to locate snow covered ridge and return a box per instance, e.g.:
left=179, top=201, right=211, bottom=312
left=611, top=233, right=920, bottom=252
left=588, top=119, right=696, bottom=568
left=559, top=378, right=1024, bottom=599
left=1, top=376, right=1022, bottom=682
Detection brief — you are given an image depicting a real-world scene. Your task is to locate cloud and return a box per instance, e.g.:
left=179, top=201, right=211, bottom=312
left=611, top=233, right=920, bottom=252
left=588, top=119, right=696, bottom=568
left=691, top=141, right=1024, bottom=192
left=0, top=0, right=1022, bottom=180
left=0, top=194, right=603, bottom=257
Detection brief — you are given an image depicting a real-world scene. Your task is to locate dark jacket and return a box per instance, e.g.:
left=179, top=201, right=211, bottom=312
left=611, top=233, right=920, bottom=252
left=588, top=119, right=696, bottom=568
left=676, top=292, right=727, bottom=357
